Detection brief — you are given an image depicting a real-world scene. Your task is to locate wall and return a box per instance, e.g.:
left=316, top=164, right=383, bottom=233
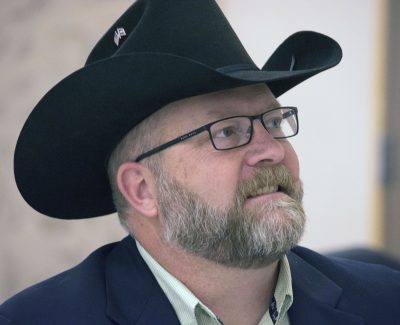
left=222, top=0, right=383, bottom=251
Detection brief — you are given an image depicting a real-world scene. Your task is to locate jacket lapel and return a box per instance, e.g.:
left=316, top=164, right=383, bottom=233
left=287, top=250, right=364, bottom=325
left=104, top=237, right=366, bottom=324
left=105, top=236, right=180, bottom=325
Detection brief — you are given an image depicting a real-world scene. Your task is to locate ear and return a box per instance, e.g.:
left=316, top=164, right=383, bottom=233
left=116, top=162, right=158, bottom=218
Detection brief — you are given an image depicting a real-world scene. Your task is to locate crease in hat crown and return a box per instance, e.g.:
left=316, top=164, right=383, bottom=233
left=14, top=0, right=342, bottom=219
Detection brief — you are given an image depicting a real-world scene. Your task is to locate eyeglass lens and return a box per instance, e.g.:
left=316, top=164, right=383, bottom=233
left=210, top=108, right=297, bottom=150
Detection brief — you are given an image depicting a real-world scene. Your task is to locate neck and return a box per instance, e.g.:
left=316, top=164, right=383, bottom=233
left=138, top=234, right=280, bottom=325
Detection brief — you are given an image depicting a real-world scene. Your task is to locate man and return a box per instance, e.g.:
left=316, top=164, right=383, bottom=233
left=1, top=0, right=400, bottom=324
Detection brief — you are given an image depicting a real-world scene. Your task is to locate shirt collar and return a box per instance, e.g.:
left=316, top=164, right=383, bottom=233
left=277, top=255, right=293, bottom=311
left=136, top=240, right=293, bottom=325
left=136, top=240, right=220, bottom=325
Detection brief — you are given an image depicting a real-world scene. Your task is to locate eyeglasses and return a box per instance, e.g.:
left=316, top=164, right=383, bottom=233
left=135, top=106, right=298, bottom=162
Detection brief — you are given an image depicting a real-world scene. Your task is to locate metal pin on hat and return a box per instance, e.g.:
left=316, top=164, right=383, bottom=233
left=114, top=27, right=126, bottom=46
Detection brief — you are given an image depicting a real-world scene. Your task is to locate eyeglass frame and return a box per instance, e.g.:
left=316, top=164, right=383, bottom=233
left=135, top=106, right=299, bottom=162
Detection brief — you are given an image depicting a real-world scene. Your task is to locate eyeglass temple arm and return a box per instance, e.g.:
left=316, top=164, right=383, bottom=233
left=282, top=108, right=297, bottom=119
left=135, top=125, right=209, bottom=162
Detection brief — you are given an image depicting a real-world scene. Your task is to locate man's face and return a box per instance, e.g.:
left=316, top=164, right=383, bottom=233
left=147, top=84, right=305, bottom=267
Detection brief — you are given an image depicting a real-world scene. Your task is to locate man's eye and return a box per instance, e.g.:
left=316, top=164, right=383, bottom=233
left=214, top=126, right=236, bottom=138
left=266, top=117, right=282, bottom=129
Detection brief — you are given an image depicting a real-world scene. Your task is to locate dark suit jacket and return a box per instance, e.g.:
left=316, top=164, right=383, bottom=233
left=1, top=236, right=400, bottom=324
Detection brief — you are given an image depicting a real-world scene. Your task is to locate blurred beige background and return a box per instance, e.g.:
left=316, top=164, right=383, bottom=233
left=0, top=0, right=130, bottom=303
left=1, top=0, right=399, bottom=303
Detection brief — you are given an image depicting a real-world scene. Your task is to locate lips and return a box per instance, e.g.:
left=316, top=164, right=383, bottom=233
left=247, top=185, right=282, bottom=199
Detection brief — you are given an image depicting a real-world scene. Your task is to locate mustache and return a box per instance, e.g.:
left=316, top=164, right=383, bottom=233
left=235, top=165, right=302, bottom=204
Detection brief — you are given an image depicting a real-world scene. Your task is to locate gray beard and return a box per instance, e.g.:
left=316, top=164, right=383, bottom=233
left=153, top=164, right=306, bottom=269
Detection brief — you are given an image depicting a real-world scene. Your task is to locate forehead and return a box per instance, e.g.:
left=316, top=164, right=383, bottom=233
left=162, top=83, right=279, bottom=123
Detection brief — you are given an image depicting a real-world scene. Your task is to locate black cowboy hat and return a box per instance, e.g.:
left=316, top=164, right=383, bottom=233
left=14, top=0, right=342, bottom=219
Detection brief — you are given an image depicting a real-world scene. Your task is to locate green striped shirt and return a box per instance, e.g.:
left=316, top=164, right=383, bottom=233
left=136, top=240, right=292, bottom=325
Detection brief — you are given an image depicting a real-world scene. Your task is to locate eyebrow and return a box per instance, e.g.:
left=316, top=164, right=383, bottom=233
left=270, top=99, right=282, bottom=109
left=206, top=98, right=282, bottom=119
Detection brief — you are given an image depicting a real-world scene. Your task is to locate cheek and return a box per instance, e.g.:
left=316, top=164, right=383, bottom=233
left=205, top=164, right=239, bottom=206
left=168, top=149, right=240, bottom=208
left=282, top=142, right=300, bottom=181
left=194, top=160, right=239, bottom=206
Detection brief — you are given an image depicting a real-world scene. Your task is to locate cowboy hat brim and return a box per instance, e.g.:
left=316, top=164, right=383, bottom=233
left=14, top=32, right=342, bottom=219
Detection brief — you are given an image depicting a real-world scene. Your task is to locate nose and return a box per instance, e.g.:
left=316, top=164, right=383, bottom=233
left=243, top=119, right=285, bottom=167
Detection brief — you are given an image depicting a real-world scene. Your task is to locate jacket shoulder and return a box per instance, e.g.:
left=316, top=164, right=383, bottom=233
left=290, top=246, right=400, bottom=318
left=0, top=241, right=118, bottom=325
left=292, top=245, right=400, bottom=284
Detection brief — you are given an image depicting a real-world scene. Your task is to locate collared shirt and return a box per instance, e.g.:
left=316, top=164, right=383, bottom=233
left=136, top=240, right=293, bottom=325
